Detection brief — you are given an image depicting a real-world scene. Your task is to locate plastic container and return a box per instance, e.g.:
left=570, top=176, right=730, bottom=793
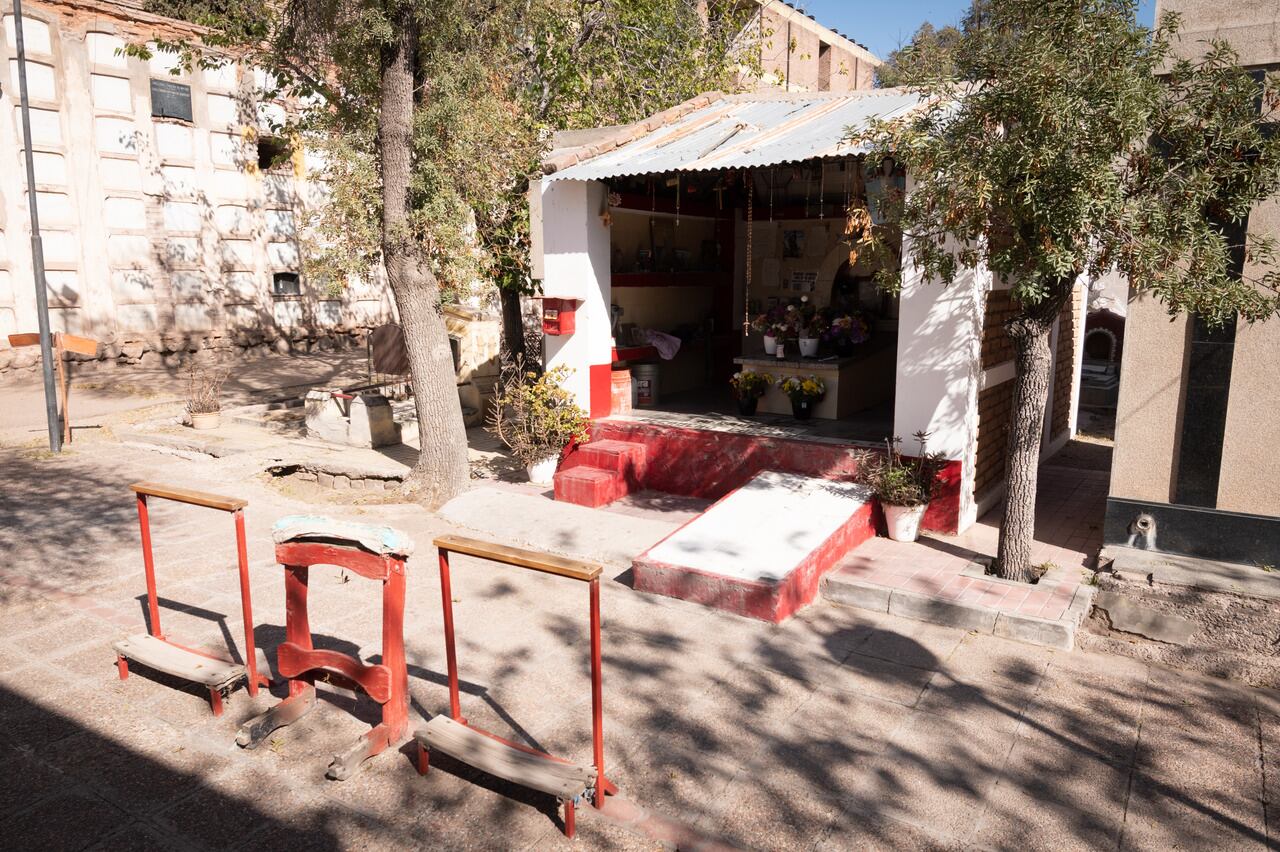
left=632, top=363, right=660, bottom=408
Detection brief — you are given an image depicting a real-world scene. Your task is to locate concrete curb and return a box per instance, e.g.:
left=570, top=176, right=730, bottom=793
left=822, top=573, right=1095, bottom=651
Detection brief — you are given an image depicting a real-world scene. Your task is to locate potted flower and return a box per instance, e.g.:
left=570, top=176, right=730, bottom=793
left=186, top=362, right=230, bottom=429
left=798, top=311, right=828, bottom=358
left=861, top=432, right=947, bottom=542
left=776, top=374, right=825, bottom=420
left=823, top=312, right=871, bottom=357
left=488, top=358, right=590, bottom=485
left=729, top=369, right=773, bottom=416
left=750, top=306, right=791, bottom=355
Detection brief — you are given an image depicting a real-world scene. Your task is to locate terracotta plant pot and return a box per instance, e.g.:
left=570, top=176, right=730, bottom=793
left=763, top=335, right=778, bottom=355
left=799, top=337, right=820, bottom=358
left=736, top=396, right=759, bottom=416
left=526, top=455, right=559, bottom=486
left=884, top=503, right=928, bottom=542
left=791, top=398, right=813, bottom=420
left=189, top=411, right=221, bottom=430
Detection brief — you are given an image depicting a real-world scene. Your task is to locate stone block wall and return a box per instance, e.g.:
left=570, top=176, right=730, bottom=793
left=0, top=0, right=394, bottom=374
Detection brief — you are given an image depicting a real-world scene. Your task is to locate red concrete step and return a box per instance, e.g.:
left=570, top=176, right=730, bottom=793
left=553, top=466, right=629, bottom=508
left=572, top=439, right=648, bottom=485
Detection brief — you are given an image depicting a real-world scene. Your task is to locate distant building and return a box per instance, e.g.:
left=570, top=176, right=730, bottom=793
left=1106, top=0, right=1280, bottom=564
left=741, top=1, right=881, bottom=92
left=0, top=0, right=391, bottom=374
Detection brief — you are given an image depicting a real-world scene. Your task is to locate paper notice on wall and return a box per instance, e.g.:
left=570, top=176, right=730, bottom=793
left=789, top=270, right=818, bottom=293
left=762, top=258, right=781, bottom=289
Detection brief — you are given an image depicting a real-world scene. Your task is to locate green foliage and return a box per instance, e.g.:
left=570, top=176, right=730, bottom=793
left=487, top=356, right=590, bottom=465
left=849, top=0, right=1280, bottom=327
left=876, top=21, right=965, bottom=89
left=860, top=432, right=947, bottom=507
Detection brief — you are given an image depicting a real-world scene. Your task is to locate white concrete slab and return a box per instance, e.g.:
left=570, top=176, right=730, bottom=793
left=644, top=471, right=871, bottom=583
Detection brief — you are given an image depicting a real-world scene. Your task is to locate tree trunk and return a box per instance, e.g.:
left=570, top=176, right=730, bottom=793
left=379, top=7, right=470, bottom=507
left=993, top=283, right=1070, bottom=582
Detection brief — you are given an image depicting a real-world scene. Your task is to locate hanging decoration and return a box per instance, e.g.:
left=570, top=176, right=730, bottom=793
left=769, top=167, right=775, bottom=222
left=744, top=169, right=754, bottom=337
left=818, top=160, right=825, bottom=219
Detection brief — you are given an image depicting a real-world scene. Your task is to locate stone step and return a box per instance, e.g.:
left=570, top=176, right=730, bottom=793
left=553, top=466, right=629, bottom=508
left=561, top=439, right=648, bottom=483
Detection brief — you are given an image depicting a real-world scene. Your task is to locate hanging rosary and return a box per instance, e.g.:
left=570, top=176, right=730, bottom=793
left=744, top=169, right=754, bottom=337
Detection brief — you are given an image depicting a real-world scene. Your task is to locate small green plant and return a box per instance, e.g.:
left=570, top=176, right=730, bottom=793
left=729, top=370, right=773, bottom=400
left=488, top=356, right=590, bottom=466
left=860, top=431, right=947, bottom=508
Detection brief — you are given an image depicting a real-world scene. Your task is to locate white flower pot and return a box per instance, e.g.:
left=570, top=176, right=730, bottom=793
left=799, top=337, right=820, bottom=358
left=884, top=502, right=928, bottom=542
left=189, top=411, right=221, bottom=430
left=763, top=335, right=778, bottom=355
left=526, top=455, right=559, bottom=486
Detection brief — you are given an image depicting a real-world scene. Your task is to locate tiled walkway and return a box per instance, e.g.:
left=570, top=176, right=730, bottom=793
left=831, top=465, right=1108, bottom=622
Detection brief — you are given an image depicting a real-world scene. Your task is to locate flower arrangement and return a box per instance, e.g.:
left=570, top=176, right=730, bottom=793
left=860, top=432, right=947, bottom=508
left=776, top=374, right=826, bottom=402
left=488, top=356, right=591, bottom=467
left=729, top=370, right=773, bottom=400
left=823, top=313, right=871, bottom=348
left=750, top=304, right=794, bottom=339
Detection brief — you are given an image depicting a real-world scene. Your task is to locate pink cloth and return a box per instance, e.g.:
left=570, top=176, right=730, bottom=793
left=639, top=329, right=682, bottom=360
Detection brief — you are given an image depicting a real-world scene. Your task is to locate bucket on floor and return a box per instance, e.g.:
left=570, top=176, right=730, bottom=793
left=611, top=368, right=632, bottom=415
left=632, top=363, right=660, bottom=408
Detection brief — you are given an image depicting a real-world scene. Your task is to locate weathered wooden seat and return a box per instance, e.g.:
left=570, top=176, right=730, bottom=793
left=113, top=634, right=245, bottom=689
left=415, top=716, right=595, bottom=801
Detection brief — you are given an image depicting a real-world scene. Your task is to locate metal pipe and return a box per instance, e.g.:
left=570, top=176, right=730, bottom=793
left=136, top=494, right=162, bottom=638
left=439, top=550, right=462, bottom=719
left=12, top=0, right=62, bottom=453
left=589, top=577, right=605, bottom=806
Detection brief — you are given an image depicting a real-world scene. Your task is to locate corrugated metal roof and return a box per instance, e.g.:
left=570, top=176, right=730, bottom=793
left=546, top=90, right=921, bottom=182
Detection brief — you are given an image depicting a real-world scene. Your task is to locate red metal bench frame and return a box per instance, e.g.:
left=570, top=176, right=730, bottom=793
left=417, top=535, right=618, bottom=837
left=116, top=482, right=268, bottom=715
left=236, top=533, right=409, bottom=780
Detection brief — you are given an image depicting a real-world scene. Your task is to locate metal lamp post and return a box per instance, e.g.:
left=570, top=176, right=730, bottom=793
left=12, top=0, right=63, bottom=452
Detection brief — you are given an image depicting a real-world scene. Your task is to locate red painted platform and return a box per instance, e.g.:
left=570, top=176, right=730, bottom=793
left=561, top=419, right=962, bottom=534
left=632, top=472, right=878, bottom=623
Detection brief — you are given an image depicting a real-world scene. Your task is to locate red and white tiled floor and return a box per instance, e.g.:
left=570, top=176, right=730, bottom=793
left=830, top=465, right=1108, bottom=621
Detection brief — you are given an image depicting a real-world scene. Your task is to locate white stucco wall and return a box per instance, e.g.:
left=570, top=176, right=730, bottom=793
left=538, top=178, right=612, bottom=412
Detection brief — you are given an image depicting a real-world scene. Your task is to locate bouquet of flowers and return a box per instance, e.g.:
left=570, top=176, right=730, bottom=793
left=750, top=304, right=794, bottom=339
left=823, top=313, right=871, bottom=348
left=729, top=370, right=773, bottom=400
left=776, top=374, right=826, bottom=402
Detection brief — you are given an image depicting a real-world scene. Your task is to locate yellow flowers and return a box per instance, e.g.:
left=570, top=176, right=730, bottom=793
left=776, top=374, right=826, bottom=401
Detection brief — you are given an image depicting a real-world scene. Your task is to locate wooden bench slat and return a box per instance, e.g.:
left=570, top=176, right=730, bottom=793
left=433, top=534, right=601, bottom=582
left=130, top=481, right=247, bottom=512
left=416, top=716, right=594, bottom=800
left=113, top=634, right=245, bottom=687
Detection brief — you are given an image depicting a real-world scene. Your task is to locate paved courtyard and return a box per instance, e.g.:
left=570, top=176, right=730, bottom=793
left=0, top=434, right=1275, bottom=851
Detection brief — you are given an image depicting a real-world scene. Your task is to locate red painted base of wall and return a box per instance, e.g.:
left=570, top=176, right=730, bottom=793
left=632, top=494, right=877, bottom=623
left=589, top=420, right=963, bottom=533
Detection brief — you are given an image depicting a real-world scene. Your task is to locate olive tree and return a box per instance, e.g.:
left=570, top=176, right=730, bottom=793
left=850, top=0, right=1280, bottom=580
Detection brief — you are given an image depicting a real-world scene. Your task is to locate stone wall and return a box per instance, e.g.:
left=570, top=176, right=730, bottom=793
left=0, top=0, right=394, bottom=375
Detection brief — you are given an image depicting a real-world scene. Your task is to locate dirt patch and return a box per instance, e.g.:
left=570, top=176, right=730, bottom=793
left=1079, top=571, right=1280, bottom=688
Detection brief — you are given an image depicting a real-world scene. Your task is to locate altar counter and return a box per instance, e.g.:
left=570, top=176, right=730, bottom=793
left=733, top=336, right=896, bottom=420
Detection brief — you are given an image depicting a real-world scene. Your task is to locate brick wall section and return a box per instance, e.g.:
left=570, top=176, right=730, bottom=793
left=981, top=289, right=1017, bottom=369
left=975, top=378, right=1015, bottom=500
left=1050, top=285, right=1081, bottom=440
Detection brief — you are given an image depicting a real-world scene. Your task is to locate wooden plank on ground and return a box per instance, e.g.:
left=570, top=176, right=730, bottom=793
left=130, top=481, right=248, bottom=512
left=434, top=534, right=601, bottom=582
left=112, top=634, right=244, bottom=687
left=416, top=715, right=594, bottom=799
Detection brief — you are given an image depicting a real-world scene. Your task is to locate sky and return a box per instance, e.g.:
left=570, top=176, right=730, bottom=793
left=796, top=0, right=1158, bottom=62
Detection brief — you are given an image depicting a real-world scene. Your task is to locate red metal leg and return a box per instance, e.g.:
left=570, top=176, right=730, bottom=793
left=589, top=578, right=609, bottom=806
left=284, top=565, right=312, bottom=698
left=439, top=551, right=462, bottom=721
left=116, top=654, right=128, bottom=680
left=416, top=741, right=430, bottom=775
left=381, top=557, right=408, bottom=741
left=209, top=687, right=224, bottom=716
left=136, top=494, right=163, bottom=639
left=563, top=799, right=576, bottom=838
left=233, top=510, right=261, bottom=697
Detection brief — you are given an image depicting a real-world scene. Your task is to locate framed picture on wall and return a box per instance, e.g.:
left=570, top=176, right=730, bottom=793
left=782, top=229, right=805, bottom=258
